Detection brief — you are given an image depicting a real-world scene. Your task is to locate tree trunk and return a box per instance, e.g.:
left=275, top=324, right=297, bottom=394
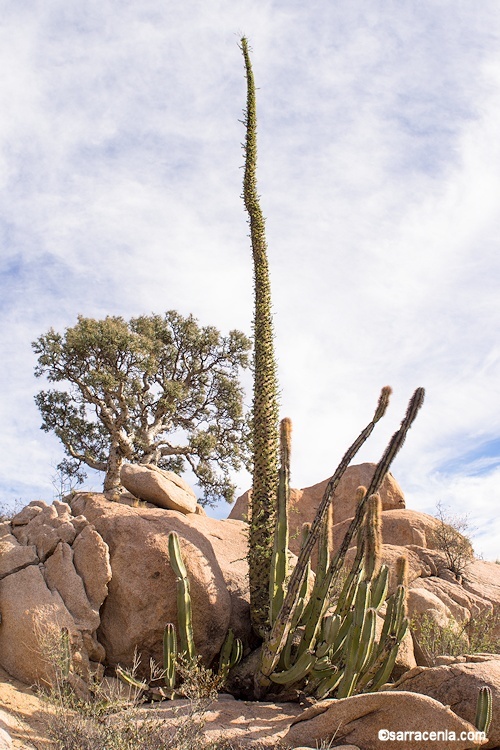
left=103, top=442, right=124, bottom=491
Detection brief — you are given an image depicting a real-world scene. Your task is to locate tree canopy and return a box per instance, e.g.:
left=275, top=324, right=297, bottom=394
left=33, top=312, right=252, bottom=505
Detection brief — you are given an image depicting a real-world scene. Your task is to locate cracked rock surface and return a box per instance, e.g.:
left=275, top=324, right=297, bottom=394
left=0, top=500, right=111, bottom=687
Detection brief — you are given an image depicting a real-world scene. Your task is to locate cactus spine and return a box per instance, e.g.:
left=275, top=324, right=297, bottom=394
left=241, top=36, right=280, bottom=636
left=168, top=531, right=196, bottom=662
left=363, top=493, right=382, bottom=580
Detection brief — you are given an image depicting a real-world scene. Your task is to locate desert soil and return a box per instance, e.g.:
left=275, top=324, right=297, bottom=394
left=0, top=667, right=53, bottom=749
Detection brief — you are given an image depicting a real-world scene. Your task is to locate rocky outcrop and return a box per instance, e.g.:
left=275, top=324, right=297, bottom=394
left=464, top=559, right=500, bottom=610
left=332, top=508, right=443, bottom=554
left=390, top=660, right=500, bottom=749
left=120, top=463, right=197, bottom=513
left=406, top=563, right=500, bottom=666
left=1, top=473, right=499, bottom=731
left=0, top=501, right=110, bottom=687
left=69, top=493, right=254, bottom=674
left=229, top=463, right=405, bottom=562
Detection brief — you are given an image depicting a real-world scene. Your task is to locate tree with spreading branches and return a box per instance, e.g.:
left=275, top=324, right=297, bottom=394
left=33, top=311, right=251, bottom=505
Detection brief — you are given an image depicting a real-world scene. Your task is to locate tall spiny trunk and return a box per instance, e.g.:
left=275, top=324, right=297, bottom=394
left=241, top=37, right=280, bottom=636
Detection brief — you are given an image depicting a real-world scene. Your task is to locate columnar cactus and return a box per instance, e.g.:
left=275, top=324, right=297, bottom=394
left=255, top=388, right=423, bottom=697
left=363, top=493, right=382, bottom=580
left=475, top=686, right=493, bottom=735
left=241, top=36, right=280, bottom=637
left=269, top=418, right=292, bottom=625
left=218, top=629, right=243, bottom=680
left=163, top=623, right=177, bottom=690
left=168, top=531, right=196, bottom=662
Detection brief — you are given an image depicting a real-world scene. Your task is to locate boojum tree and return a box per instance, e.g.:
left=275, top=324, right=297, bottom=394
left=241, top=37, right=280, bottom=635
left=239, top=39, right=425, bottom=700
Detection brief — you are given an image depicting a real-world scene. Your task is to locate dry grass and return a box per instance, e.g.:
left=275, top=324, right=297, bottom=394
left=33, top=627, right=236, bottom=750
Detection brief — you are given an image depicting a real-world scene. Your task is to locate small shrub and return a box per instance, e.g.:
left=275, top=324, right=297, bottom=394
left=412, top=608, right=500, bottom=664
left=411, top=612, right=469, bottom=664
left=0, top=498, right=27, bottom=521
left=47, top=707, right=221, bottom=750
left=466, top=608, right=500, bottom=654
left=430, top=501, right=474, bottom=578
left=32, top=607, right=76, bottom=693
left=32, top=619, right=238, bottom=750
left=51, top=458, right=85, bottom=501
left=174, top=655, right=226, bottom=701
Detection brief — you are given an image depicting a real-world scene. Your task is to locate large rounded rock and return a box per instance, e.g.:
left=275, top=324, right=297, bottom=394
left=408, top=585, right=457, bottom=626
left=0, top=565, right=77, bottom=686
left=391, top=660, right=500, bottom=749
left=229, top=463, right=405, bottom=562
left=70, top=493, right=252, bottom=674
left=120, top=464, right=197, bottom=514
left=344, top=543, right=437, bottom=595
left=283, top=691, right=486, bottom=750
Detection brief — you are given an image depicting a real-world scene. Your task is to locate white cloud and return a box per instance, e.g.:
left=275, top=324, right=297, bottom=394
left=1, top=1, right=499, bottom=558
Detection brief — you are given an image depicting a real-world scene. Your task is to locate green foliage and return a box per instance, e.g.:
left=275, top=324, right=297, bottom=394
left=217, top=629, right=243, bottom=681
left=166, top=532, right=242, bottom=694
left=411, top=609, right=500, bottom=663
left=174, top=654, right=227, bottom=700
left=33, top=311, right=251, bottom=504
left=163, top=624, right=177, bottom=690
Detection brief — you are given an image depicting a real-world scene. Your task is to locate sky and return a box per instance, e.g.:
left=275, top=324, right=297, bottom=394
left=1, top=1, right=499, bottom=560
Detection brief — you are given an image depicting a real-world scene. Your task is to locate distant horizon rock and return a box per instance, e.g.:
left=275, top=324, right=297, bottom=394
left=229, top=462, right=405, bottom=563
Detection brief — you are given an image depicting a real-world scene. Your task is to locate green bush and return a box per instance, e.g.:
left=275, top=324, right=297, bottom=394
left=429, top=502, right=474, bottom=578
left=412, top=609, right=500, bottom=664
